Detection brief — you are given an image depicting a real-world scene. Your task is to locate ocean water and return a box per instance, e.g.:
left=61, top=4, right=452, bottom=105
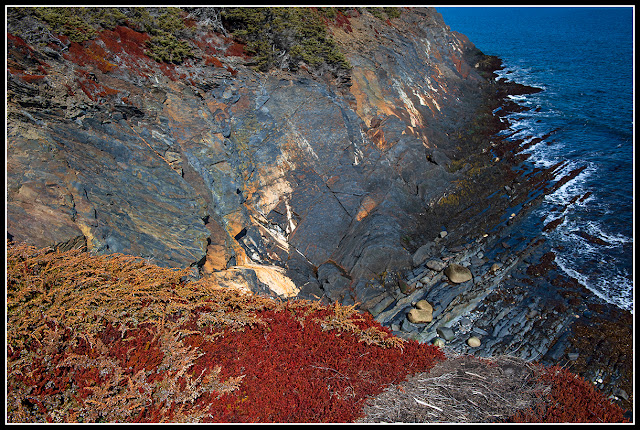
left=437, top=7, right=634, bottom=311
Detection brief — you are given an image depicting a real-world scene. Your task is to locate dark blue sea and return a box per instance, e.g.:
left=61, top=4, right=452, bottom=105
left=437, top=7, right=634, bottom=311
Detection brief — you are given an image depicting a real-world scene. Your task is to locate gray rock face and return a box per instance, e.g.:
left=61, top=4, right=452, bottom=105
left=6, top=7, right=489, bottom=291
left=412, top=242, right=437, bottom=267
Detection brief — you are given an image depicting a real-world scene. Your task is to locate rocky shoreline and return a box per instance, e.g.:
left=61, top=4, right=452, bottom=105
left=342, top=78, right=634, bottom=416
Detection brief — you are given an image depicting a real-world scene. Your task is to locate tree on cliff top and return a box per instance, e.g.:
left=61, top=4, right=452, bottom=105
left=220, top=7, right=351, bottom=78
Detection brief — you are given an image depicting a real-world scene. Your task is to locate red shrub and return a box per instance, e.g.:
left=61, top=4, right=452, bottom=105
left=334, top=11, right=353, bottom=33
left=162, top=306, right=445, bottom=423
left=225, top=41, right=249, bottom=58
left=17, top=73, right=47, bottom=83
left=8, top=32, right=50, bottom=72
left=507, top=365, right=629, bottom=423
left=204, top=55, right=224, bottom=68
left=158, top=62, right=178, bottom=81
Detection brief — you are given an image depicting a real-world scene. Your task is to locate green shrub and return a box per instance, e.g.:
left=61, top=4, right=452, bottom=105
left=30, top=7, right=194, bottom=63
left=32, top=7, right=130, bottom=42
left=146, top=31, right=194, bottom=63
left=384, top=7, right=402, bottom=19
left=33, top=7, right=98, bottom=42
left=141, top=8, right=195, bottom=64
left=221, top=7, right=351, bottom=75
left=366, top=7, right=402, bottom=20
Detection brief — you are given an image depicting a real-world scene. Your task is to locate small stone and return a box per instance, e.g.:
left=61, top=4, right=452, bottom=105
left=432, top=338, right=445, bottom=348
left=398, top=279, right=414, bottom=294
left=444, top=263, right=473, bottom=283
left=407, top=308, right=433, bottom=324
left=437, top=326, right=455, bottom=341
left=469, top=256, right=485, bottom=267
left=439, top=230, right=448, bottom=238
left=459, top=317, right=472, bottom=327
left=490, top=263, right=502, bottom=272
left=614, top=388, right=630, bottom=402
left=415, top=299, right=433, bottom=312
left=467, top=336, right=481, bottom=348
left=426, top=259, right=447, bottom=271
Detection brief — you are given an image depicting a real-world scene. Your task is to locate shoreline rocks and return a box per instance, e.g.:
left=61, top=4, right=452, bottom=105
left=444, top=263, right=473, bottom=283
left=357, top=205, right=633, bottom=413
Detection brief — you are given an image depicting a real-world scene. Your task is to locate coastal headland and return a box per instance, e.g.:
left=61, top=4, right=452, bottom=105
left=6, top=7, right=632, bottom=420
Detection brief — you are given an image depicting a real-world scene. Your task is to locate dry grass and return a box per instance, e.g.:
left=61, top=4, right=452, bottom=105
left=5, top=241, right=416, bottom=422
left=357, top=353, right=552, bottom=423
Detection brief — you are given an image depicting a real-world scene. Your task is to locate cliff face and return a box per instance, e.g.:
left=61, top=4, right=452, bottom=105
left=6, top=7, right=491, bottom=300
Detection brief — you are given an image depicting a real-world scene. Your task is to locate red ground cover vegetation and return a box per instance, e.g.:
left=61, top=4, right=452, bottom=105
left=506, top=365, right=629, bottom=423
left=5, top=242, right=629, bottom=423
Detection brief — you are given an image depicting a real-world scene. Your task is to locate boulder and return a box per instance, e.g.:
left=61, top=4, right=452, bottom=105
left=467, top=336, right=481, bottom=347
left=444, top=263, right=473, bottom=283
left=437, top=326, right=455, bottom=341
left=415, top=299, right=433, bottom=312
left=407, top=308, right=433, bottom=324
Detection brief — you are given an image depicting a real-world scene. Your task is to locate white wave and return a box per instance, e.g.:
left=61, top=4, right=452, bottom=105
left=507, top=94, right=528, bottom=102
left=496, top=58, right=633, bottom=313
left=554, top=255, right=633, bottom=312
left=496, top=63, right=547, bottom=90
left=584, top=220, right=633, bottom=245
left=543, top=162, right=596, bottom=207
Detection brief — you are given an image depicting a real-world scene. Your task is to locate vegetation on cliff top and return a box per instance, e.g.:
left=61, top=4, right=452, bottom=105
left=220, top=7, right=351, bottom=75
left=9, top=6, right=357, bottom=74
left=8, top=6, right=408, bottom=81
left=22, top=7, right=194, bottom=64
left=5, top=241, right=629, bottom=423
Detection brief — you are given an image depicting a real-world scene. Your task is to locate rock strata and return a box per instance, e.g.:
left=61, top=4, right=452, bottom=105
left=7, top=6, right=492, bottom=287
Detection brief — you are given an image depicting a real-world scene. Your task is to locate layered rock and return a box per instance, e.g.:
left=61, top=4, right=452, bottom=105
left=6, top=7, right=496, bottom=298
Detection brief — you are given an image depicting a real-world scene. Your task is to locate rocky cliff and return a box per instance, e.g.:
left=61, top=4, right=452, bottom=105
left=7, top=8, right=633, bottom=414
left=6, top=7, right=521, bottom=300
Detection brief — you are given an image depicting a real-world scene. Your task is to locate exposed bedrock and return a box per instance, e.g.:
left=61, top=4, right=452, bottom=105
left=7, top=7, right=495, bottom=287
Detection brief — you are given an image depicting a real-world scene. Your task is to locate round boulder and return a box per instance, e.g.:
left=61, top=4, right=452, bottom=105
left=467, top=336, right=481, bottom=347
left=415, top=299, right=433, bottom=312
left=444, top=263, right=473, bottom=283
left=407, top=308, right=433, bottom=324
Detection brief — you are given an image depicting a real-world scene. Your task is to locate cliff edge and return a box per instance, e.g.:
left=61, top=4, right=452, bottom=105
left=7, top=7, right=515, bottom=300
